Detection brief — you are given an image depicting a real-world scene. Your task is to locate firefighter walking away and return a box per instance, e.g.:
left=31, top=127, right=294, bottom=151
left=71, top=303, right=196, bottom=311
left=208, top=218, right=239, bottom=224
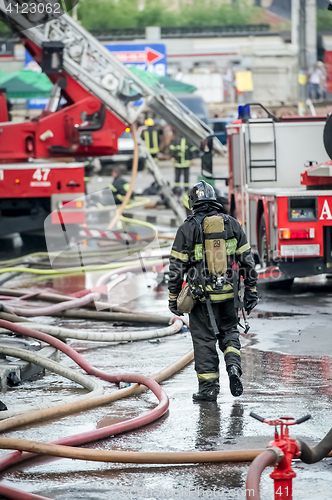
left=168, top=181, right=258, bottom=401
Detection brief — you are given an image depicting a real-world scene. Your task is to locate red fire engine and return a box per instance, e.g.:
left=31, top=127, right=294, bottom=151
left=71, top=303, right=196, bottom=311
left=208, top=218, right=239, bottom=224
left=227, top=104, right=332, bottom=286
left=0, top=7, right=222, bottom=239
left=0, top=39, right=126, bottom=238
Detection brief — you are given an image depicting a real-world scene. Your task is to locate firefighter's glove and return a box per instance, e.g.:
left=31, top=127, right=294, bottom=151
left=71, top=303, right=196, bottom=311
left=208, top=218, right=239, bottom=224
left=168, top=299, right=183, bottom=317
left=244, top=289, right=258, bottom=315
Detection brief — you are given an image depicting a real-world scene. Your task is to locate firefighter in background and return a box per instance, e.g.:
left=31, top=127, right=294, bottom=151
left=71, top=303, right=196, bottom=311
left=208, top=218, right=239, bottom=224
left=108, top=166, right=132, bottom=205
left=170, top=130, right=197, bottom=192
left=143, top=118, right=160, bottom=157
left=168, top=181, right=258, bottom=402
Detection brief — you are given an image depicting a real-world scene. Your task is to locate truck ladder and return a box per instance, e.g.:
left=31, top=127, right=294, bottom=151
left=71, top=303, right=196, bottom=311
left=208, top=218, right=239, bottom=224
left=247, top=119, right=277, bottom=182
left=0, top=7, right=227, bottom=221
left=0, top=8, right=224, bottom=153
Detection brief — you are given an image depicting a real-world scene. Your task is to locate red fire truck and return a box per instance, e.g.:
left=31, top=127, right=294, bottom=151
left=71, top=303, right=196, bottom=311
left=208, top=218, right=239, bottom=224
left=227, top=104, right=332, bottom=286
left=0, top=6, right=221, bottom=238
left=0, top=56, right=126, bottom=239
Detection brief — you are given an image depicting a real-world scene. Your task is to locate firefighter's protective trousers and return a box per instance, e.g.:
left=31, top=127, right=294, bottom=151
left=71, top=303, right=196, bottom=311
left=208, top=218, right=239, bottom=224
left=189, top=300, right=241, bottom=382
left=174, top=167, right=189, bottom=189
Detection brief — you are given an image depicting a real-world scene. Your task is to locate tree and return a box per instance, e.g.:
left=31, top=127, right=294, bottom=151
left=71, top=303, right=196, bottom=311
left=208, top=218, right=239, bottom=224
left=77, top=0, right=264, bottom=30
left=317, top=10, right=332, bottom=32
left=78, top=0, right=139, bottom=30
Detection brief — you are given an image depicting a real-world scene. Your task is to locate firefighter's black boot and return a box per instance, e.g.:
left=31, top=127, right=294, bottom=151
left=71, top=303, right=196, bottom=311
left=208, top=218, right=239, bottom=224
left=228, top=365, right=243, bottom=397
left=192, top=379, right=220, bottom=402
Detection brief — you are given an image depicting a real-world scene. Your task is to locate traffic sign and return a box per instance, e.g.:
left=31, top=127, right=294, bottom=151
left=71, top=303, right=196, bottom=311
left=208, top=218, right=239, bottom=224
left=105, top=43, right=167, bottom=76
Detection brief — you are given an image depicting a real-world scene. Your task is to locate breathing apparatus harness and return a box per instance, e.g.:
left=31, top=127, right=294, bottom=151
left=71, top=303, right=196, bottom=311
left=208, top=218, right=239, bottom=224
left=189, top=214, right=250, bottom=335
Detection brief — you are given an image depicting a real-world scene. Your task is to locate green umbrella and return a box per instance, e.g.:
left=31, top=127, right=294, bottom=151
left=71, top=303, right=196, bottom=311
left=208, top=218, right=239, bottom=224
left=129, top=66, right=197, bottom=94
left=0, top=69, right=53, bottom=98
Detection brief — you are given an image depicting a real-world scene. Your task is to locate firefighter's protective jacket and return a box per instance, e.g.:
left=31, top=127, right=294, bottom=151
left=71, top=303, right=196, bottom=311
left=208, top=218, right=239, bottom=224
left=144, top=127, right=161, bottom=155
left=168, top=202, right=257, bottom=303
left=169, top=136, right=197, bottom=168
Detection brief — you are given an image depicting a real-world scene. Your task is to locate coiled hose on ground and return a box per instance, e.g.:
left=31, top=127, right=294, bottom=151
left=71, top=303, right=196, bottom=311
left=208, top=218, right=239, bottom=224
left=0, top=345, right=104, bottom=419
left=0, top=317, right=183, bottom=342
left=0, top=316, right=194, bottom=500
left=1, top=318, right=332, bottom=500
left=1, top=292, right=98, bottom=317
left=0, top=286, right=172, bottom=322
left=0, top=318, right=175, bottom=424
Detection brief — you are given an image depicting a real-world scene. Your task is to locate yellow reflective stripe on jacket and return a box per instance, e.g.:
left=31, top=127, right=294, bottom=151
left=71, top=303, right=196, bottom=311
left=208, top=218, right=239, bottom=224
left=236, top=242, right=251, bottom=255
left=210, top=292, right=234, bottom=301
left=110, top=184, right=117, bottom=192
left=170, top=249, right=189, bottom=262
left=224, top=346, right=241, bottom=357
left=123, top=183, right=130, bottom=191
left=197, top=372, right=219, bottom=380
left=202, top=284, right=233, bottom=292
left=169, top=292, right=178, bottom=300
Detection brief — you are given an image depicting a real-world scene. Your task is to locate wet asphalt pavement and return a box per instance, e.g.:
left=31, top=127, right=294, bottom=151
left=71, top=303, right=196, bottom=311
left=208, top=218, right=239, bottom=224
left=0, top=218, right=331, bottom=498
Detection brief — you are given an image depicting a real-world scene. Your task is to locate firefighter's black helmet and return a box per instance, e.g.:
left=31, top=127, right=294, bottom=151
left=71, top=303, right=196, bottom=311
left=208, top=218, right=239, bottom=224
left=188, top=180, right=216, bottom=209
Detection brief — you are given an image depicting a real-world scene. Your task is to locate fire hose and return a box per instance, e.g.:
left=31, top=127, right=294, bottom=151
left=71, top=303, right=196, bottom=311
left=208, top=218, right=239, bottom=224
left=107, top=122, right=139, bottom=231
left=0, top=345, right=104, bottom=419
left=0, top=257, right=164, bottom=276
left=0, top=292, right=98, bottom=317
left=0, top=316, right=192, bottom=500
left=299, top=429, right=332, bottom=463
left=0, top=314, right=183, bottom=342
left=0, top=287, right=172, bottom=324
left=0, top=257, right=172, bottom=324
left=0, top=321, right=331, bottom=500
left=0, top=317, right=184, bottom=430
left=0, top=317, right=183, bottom=342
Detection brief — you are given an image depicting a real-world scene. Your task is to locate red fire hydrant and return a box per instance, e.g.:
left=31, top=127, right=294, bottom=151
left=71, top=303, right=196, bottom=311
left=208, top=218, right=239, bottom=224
left=249, top=412, right=311, bottom=500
